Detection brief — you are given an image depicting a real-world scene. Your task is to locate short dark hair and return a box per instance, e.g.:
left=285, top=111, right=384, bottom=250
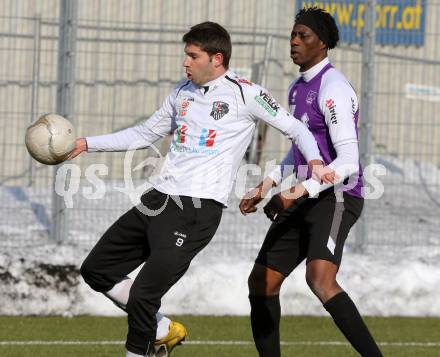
left=295, top=7, right=339, bottom=49
left=182, top=21, right=232, bottom=68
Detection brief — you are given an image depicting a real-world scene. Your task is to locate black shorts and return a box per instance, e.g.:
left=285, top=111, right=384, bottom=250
left=81, top=189, right=223, bottom=352
left=82, top=188, right=223, bottom=293
left=255, top=189, right=363, bottom=276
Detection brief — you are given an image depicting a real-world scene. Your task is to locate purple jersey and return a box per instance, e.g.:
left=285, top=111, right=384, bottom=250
left=288, top=61, right=363, bottom=198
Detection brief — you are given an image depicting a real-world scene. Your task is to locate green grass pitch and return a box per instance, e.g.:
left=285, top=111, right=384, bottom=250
left=0, top=315, right=439, bottom=356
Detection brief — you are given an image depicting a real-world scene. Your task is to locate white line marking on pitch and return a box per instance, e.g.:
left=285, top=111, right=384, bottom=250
left=0, top=340, right=440, bottom=347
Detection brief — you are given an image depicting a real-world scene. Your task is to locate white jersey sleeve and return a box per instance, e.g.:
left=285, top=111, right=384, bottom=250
left=86, top=89, right=177, bottom=152
left=319, top=77, right=358, bottom=148
left=246, top=84, right=322, bottom=163
left=301, top=74, right=360, bottom=197
left=267, top=149, right=295, bottom=186
left=301, top=141, right=359, bottom=197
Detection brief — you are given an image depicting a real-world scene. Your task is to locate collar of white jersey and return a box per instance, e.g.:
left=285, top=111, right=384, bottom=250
left=197, top=70, right=235, bottom=93
left=300, top=57, right=330, bottom=82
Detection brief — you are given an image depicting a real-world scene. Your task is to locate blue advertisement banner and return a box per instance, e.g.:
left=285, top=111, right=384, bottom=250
left=295, top=0, right=426, bottom=46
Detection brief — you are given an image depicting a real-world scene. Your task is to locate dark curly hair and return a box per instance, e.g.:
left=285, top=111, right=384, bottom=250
left=295, top=7, right=339, bottom=49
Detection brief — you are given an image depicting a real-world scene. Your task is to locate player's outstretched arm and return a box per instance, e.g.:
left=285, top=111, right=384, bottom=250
left=240, top=160, right=336, bottom=218
left=248, top=84, right=321, bottom=162
left=84, top=89, right=178, bottom=153
left=262, top=159, right=342, bottom=221
left=67, top=138, right=87, bottom=160
left=247, top=84, right=337, bottom=184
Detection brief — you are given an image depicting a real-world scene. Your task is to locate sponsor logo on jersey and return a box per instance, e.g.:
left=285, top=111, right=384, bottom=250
left=306, top=90, right=317, bottom=105
left=326, top=99, right=338, bottom=124
left=199, top=128, right=217, bottom=147
left=175, top=124, right=188, bottom=143
left=351, top=97, right=356, bottom=115
left=170, top=144, right=219, bottom=156
left=210, top=101, right=229, bottom=120
left=180, top=97, right=194, bottom=117
left=237, top=78, right=253, bottom=86
left=255, top=91, right=280, bottom=117
left=171, top=126, right=219, bottom=155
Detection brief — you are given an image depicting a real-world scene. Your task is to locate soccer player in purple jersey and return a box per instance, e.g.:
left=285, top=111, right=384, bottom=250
left=240, top=7, right=382, bottom=357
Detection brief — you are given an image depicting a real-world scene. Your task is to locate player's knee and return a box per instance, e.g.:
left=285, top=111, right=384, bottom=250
left=80, top=259, right=104, bottom=292
left=305, top=270, right=339, bottom=301
left=248, top=264, right=284, bottom=296
left=306, top=273, right=322, bottom=295
left=248, top=269, right=261, bottom=294
left=80, top=260, right=94, bottom=286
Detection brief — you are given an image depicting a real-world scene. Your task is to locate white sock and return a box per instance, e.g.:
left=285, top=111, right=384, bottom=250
left=125, top=349, right=144, bottom=357
left=155, top=312, right=171, bottom=340
left=106, top=278, right=171, bottom=340
left=106, top=278, right=133, bottom=308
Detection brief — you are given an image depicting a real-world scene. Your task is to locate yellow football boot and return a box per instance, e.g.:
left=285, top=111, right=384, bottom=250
left=154, top=321, right=187, bottom=357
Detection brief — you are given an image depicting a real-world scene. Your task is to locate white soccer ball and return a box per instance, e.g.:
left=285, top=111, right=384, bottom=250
left=25, top=113, right=76, bottom=165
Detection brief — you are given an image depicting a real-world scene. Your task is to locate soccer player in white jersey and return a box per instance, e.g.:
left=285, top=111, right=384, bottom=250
left=68, top=21, right=334, bottom=357
left=240, top=8, right=382, bottom=357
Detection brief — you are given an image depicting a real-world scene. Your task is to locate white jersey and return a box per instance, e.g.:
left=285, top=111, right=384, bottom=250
left=86, top=70, right=321, bottom=205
